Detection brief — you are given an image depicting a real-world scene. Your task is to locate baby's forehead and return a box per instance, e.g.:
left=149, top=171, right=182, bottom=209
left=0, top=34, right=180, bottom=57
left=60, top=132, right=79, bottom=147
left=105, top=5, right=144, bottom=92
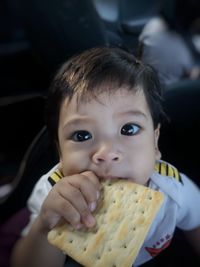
left=60, top=87, right=148, bottom=118
left=63, top=85, right=145, bottom=107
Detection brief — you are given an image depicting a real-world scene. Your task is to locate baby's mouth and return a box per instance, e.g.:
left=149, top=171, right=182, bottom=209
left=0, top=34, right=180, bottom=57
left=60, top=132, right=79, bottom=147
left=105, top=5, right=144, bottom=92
left=98, top=175, right=127, bottom=181
left=93, top=169, right=129, bottom=181
left=100, top=175, right=118, bottom=180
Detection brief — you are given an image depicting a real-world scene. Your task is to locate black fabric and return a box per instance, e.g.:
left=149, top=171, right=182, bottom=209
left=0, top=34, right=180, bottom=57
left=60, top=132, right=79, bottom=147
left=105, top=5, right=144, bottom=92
left=20, top=0, right=108, bottom=73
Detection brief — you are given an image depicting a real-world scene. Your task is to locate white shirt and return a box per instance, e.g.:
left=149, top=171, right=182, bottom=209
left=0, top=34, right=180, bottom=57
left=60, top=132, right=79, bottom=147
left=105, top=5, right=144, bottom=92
left=23, top=161, right=200, bottom=266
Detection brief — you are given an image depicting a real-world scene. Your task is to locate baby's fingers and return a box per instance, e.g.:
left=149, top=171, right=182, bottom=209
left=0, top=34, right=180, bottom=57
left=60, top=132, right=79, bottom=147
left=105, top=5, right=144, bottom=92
left=42, top=191, right=82, bottom=230
left=58, top=182, right=96, bottom=228
left=68, top=173, right=100, bottom=211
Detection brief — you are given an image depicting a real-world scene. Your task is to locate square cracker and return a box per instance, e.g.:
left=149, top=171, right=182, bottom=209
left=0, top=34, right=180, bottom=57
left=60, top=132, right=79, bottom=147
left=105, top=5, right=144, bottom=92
left=48, top=179, right=164, bottom=267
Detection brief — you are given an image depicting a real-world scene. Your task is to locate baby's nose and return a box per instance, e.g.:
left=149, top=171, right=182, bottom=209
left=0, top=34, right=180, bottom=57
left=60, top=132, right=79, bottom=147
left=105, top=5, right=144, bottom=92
left=92, top=145, right=122, bottom=164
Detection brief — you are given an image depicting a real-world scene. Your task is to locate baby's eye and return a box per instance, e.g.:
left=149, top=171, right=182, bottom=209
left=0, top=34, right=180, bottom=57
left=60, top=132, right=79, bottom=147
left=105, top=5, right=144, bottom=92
left=71, top=130, right=92, bottom=142
left=121, top=123, right=141, bottom=136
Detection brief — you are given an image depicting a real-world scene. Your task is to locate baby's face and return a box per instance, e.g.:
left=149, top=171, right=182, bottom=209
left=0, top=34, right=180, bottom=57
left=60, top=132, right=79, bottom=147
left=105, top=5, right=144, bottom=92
left=58, top=88, right=160, bottom=185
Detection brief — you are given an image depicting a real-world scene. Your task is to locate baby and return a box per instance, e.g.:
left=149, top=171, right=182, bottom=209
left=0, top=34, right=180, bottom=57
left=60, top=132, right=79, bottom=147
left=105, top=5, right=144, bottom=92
left=11, top=47, right=200, bottom=267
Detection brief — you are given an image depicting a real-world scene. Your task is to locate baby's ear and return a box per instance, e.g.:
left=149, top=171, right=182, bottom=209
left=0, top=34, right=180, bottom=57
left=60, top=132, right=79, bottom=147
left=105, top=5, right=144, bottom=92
left=155, top=148, right=161, bottom=160
left=154, top=124, right=161, bottom=160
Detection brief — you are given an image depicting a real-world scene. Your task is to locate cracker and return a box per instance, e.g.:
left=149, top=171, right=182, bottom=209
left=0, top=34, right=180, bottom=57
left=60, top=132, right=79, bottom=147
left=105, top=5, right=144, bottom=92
left=48, top=180, right=164, bottom=267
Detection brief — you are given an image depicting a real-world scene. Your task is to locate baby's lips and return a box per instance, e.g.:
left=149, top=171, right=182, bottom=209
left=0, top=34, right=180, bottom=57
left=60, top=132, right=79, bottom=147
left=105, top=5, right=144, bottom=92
left=99, top=175, right=128, bottom=182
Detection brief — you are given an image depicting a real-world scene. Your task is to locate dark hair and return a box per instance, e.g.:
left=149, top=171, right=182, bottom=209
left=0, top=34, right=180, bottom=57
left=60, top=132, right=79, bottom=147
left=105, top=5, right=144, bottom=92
left=45, top=47, right=165, bottom=143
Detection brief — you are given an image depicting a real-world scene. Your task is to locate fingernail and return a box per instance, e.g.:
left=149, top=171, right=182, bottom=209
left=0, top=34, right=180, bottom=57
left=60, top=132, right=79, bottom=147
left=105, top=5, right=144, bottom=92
left=85, top=214, right=96, bottom=227
left=75, top=223, right=83, bottom=230
left=49, top=214, right=60, bottom=229
left=89, top=202, right=96, bottom=212
left=96, top=191, right=100, bottom=200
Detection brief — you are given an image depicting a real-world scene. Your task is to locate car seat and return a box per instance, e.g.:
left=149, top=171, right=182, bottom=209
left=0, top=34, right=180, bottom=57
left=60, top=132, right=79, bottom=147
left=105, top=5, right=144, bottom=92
left=160, top=79, right=200, bottom=185
left=20, top=0, right=163, bottom=73
left=93, top=0, right=162, bottom=54
left=0, top=126, right=58, bottom=224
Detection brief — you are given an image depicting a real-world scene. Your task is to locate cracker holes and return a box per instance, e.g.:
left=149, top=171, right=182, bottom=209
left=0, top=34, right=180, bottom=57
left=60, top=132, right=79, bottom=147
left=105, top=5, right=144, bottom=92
left=108, top=247, right=112, bottom=252
left=135, top=199, right=139, bottom=203
left=96, top=255, right=101, bottom=260
left=132, top=226, right=136, bottom=231
left=148, top=196, right=152, bottom=200
left=69, top=239, right=73, bottom=243
left=120, top=186, right=124, bottom=191
left=123, top=244, right=127, bottom=249
left=83, top=247, right=87, bottom=252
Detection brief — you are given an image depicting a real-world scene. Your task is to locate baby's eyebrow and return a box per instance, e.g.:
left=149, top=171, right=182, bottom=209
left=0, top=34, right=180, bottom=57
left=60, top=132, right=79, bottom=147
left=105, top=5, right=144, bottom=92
left=117, top=110, right=148, bottom=120
left=63, top=116, right=93, bottom=130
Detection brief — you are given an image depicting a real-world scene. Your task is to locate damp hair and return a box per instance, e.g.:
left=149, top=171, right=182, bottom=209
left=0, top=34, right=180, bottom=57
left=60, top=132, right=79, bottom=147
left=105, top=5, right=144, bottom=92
left=45, top=46, right=165, bottom=143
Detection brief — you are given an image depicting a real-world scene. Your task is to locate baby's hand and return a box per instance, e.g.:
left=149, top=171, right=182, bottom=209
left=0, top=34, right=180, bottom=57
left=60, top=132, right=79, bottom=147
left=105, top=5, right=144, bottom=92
left=39, top=171, right=101, bottom=230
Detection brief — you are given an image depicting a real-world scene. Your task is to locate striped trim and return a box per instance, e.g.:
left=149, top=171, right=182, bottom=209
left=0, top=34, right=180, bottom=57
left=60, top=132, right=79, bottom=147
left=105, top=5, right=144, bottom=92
left=155, top=161, right=182, bottom=183
left=48, top=169, right=63, bottom=186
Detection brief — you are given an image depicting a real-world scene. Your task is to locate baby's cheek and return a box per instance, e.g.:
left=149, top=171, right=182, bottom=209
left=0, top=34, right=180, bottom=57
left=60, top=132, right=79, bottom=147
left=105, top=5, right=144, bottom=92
left=61, top=151, right=90, bottom=176
left=129, top=158, right=155, bottom=184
